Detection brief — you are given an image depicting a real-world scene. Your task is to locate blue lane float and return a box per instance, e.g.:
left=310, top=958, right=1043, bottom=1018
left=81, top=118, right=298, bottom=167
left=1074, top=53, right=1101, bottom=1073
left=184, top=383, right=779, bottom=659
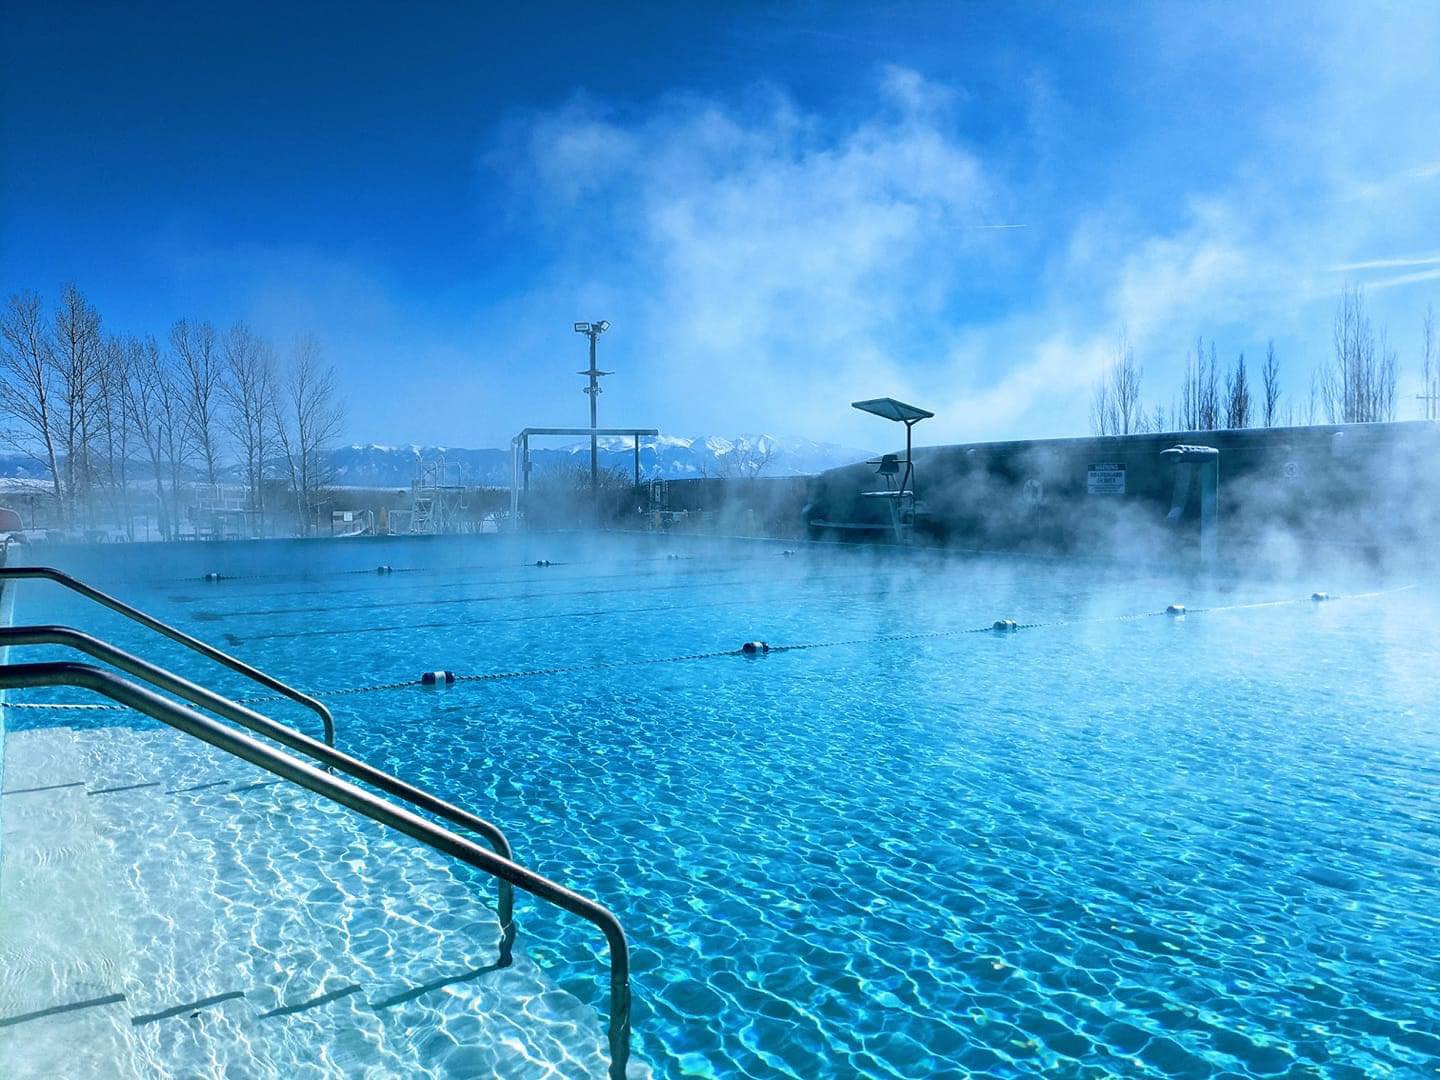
left=740, top=641, right=771, bottom=655
left=419, top=670, right=456, bottom=686
left=992, top=619, right=1018, bottom=633
left=1166, top=604, right=1186, bottom=616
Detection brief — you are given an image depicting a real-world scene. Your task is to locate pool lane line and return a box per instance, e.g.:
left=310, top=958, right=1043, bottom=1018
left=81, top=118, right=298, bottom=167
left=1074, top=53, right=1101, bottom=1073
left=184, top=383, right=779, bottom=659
left=218, top=561, right=980, bottom=647
left=367, top=962, right=503, bottom=1010
left=225, top=590, right=819, bottom=644
left=186, top=560, right=859, bottom=622
left=131, top=991, right=246, bottom=1025
left=336, top=584, right=1424, bottom=693
left=156, top=545, right=797, bottom=607
left=259, top=984, right=363, bottom=1018
left=0, top=993, right=127, bottom=1028
left=88, top=780, right=162, bottom=796
left=137, top=550, right=754, bottom=598
left=1, top=780, right=86, bottom=795
left=6, top=585, right=1416, bottom=711
left=243, top=584, right=1423, bottom=695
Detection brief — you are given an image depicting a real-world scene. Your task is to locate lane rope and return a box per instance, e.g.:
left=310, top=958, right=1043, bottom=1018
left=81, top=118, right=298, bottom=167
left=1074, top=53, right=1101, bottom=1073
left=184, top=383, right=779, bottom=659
left=3, top=585, right=1414, bottom=713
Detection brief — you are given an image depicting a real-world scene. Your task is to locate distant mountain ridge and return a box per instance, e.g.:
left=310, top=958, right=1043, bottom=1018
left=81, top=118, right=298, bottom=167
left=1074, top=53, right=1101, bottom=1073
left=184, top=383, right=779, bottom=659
left=0, top=435, right=873, bottom=490
left=329, top=434, right=873, bottom=487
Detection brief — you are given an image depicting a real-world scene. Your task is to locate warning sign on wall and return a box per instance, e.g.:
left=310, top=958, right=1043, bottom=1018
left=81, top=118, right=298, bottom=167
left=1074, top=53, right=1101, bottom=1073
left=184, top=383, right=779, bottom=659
left=1087, top=463, right=1126, bottom=494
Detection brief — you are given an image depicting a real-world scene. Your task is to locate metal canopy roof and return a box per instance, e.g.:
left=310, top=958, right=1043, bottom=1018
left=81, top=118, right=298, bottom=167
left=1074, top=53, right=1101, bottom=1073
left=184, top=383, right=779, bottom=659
left=851, top=397, right=934, bottom=423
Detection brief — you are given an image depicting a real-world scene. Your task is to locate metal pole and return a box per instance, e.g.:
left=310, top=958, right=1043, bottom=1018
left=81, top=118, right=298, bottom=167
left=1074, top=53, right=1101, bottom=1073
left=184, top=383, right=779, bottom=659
left=903, top=420, right=915, bottom=495
left=589, top=330, right=599, bottom=501
left=510, top=438, right=518, bottom=522
left=634, top=433, right=640, bottom=491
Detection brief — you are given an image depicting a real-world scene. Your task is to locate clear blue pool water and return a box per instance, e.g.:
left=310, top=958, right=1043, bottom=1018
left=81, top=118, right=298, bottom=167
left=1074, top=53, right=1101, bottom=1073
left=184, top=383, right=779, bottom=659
left=9, top=534, right=1440, bottom=1077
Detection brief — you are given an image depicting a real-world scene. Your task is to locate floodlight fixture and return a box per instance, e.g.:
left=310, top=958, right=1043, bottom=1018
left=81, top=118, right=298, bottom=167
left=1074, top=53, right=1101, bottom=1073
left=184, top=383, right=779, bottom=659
left=596, top=319, right=610, bottom=332
left=574, top=322, right=590, bottom=333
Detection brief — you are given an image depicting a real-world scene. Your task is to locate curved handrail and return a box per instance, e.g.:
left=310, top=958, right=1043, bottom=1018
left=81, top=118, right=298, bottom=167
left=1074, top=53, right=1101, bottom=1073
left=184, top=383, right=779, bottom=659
left=0, top=624, right=516, bottom=964
left=0, top=565, right=335, bottom=745
left=0, top=661, right=632, bottom=1079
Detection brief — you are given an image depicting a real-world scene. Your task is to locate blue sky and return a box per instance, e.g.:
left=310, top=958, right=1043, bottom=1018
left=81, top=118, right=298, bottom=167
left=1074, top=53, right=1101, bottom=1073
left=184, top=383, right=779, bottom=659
left=3, top=1, right=1438, bottom=448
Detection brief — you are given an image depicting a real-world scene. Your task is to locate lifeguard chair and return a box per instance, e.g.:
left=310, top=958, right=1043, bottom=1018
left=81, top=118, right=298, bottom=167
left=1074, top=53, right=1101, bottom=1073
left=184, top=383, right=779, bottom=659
left=852, top=397, right=933, bottom=543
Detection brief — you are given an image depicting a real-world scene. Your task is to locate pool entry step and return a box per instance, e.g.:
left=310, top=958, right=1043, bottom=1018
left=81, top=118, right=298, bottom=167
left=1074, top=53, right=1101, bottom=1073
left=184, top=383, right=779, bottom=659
left=0, top=724, right=641, bottom=1079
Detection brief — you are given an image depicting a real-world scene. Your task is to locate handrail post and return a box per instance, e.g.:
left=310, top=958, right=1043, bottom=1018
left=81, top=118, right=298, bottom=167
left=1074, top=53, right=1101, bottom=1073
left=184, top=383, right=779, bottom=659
left=0, top=566, right=336, bottom=745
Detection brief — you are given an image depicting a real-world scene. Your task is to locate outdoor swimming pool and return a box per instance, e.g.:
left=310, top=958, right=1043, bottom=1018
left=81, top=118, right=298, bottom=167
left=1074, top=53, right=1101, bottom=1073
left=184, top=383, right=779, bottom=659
left=3, top=533, right=1438, bottom=1078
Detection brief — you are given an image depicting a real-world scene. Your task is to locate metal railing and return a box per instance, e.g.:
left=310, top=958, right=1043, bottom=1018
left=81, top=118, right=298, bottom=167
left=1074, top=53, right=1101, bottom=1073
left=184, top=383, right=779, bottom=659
left=0, top=624, right=519, bottom=963
left=0, top=565, right=335, bottom=745
left=0, top=660, right=632, bottom=1078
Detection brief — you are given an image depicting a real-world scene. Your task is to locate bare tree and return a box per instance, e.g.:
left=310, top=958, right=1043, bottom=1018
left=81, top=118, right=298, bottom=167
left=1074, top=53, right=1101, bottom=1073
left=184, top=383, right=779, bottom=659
left=1201, top=341, right=1220, bottom=429
left=220, top=322, right=277, bottom=530
left=275, top=336, right=344, bottom=534
left=1089, top=332, right=1143, bottom=435
left=1261, top=341, right=1281, bottom=427
left=1089, top=377, right=1113, bottom=435
left=1112, top=336, right=1143, bottom=434
left=1322, top=286, right=1397, bottom=423
left=53, top=283, right=104, bottom=524
left=1421, top=305, right=1437, bottom=420
left=124, top=335, right=190, bottom=539
left=1224, top=352, right=1251, bottom=429
left=95, top=336, right=134, bottom=537
left=171, top=318, right=224, bottom=486
left=0, top=291, right=66, bottom=517
left=1180, top=336, right=1221, bottom=431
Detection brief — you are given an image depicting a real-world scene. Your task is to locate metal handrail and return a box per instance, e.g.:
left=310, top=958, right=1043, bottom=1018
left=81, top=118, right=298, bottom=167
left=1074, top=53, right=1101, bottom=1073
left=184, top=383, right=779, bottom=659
left=0, top=565, right=335, bottom=745
left=0, top=624, right=517, bottom=964
left=0, top=661, right=632, bottom=1079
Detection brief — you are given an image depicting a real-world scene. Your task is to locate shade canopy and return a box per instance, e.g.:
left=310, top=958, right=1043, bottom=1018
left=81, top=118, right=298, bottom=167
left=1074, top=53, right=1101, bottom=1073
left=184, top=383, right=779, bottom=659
left=851, top=397, right=934, bottom=423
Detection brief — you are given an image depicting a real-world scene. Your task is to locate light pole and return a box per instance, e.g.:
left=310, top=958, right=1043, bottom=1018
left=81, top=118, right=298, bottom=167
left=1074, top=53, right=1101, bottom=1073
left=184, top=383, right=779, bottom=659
left=573, top=320, right=611, bottom=501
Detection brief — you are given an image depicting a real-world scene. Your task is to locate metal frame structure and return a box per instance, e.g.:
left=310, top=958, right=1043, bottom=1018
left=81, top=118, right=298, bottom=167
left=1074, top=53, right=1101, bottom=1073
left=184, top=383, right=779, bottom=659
left=509, top=427, right=660, bottom=522
left=851, top=398, right=934, bottom=496
left=851, top=398, right=934, bottom=543
left=0, top=659, right=633, bottom=1079
left=0, top=565, right=335, bottom=745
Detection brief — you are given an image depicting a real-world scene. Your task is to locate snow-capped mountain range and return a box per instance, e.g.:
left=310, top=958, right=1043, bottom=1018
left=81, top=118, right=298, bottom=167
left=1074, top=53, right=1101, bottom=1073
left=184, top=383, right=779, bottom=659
left=0, top=435, right=873, bottom=489
left=328, top=434, right=873, bottom=487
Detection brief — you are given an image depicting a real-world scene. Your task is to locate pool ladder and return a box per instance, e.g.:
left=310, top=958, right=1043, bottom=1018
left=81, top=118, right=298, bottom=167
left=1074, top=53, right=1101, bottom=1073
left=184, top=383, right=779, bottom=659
left=0, top=568, right=633, bottom=1079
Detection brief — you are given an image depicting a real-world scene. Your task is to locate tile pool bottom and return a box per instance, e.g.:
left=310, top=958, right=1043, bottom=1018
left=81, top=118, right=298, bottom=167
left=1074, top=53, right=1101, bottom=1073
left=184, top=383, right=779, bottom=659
left=3, top=534, right=1439, bottom=1077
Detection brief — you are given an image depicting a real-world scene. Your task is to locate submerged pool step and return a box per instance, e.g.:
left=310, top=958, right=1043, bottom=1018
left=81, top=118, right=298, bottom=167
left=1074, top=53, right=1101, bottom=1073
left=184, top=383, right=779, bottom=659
left=0, top=728, right=147, bottom=1079
left=1, top=725, right=638, bottom=1079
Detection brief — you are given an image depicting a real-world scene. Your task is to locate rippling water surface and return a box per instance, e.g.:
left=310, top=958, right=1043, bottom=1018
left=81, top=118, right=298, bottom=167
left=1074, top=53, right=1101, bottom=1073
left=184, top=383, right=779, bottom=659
left=13, top=534, right=1440, bottom=1077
